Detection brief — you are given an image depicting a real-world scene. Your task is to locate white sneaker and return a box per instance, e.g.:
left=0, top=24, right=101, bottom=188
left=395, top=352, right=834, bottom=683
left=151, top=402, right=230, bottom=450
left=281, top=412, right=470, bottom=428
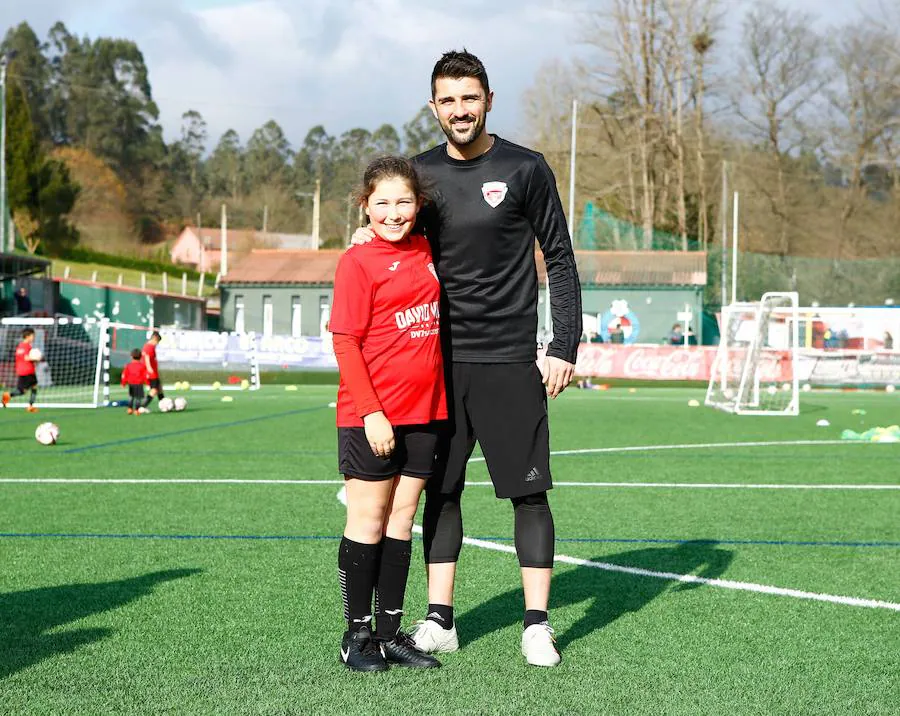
left=521, top=623, right=561, bottom=667
left=138, top=407, right=150, bottom=414
left=409, top=619, right=459, bottom=654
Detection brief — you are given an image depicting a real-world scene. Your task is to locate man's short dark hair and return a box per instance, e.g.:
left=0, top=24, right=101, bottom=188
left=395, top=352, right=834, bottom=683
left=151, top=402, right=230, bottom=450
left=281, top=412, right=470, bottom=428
left=22, top=328, right=34, bottom=339
left=431, top=49, right=490, bottom=97
left=151, top=331, right=161, bottom=341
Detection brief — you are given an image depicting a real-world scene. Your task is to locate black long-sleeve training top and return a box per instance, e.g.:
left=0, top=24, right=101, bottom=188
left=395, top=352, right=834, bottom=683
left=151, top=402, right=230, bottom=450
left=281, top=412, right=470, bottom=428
left=413, top=136, right=582, bottom=364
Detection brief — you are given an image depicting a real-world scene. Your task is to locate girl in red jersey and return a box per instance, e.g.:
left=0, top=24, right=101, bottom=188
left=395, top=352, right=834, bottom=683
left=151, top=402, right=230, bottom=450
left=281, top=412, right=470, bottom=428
left=2, top=328, right=41, bottom=412
left=330, top=156, right=445, bottom=672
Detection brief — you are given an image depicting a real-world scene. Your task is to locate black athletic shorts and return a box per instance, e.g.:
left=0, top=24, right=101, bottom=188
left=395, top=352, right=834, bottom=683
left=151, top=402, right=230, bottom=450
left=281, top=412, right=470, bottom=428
left=128, top=384, right=145, bottom=399
left=435, top=362, right=552, bottom=499
left=149, top=378, right=162, bottom=393
left=338, top=423, right=443, bottom=481
left=17, top=374, right=38, bottom=392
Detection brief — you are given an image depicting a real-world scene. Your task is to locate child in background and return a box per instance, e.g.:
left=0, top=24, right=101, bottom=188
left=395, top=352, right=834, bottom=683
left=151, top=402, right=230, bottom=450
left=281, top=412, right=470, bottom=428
left=2, top=328, right=41, bottom=412
left=121, top=349, right=149, bottom=415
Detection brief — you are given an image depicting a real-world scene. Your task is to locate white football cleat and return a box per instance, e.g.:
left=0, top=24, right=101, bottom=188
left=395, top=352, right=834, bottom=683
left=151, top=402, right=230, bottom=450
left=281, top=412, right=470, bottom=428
left=521, top=623, right=561, bottom=667
left=409, top=619, right=459, bottom=654
left=138, top=407, right=150, bottom=414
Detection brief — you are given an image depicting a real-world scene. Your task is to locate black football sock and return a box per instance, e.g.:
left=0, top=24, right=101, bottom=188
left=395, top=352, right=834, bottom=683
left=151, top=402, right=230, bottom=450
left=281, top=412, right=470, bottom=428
left=524, top=609, right=549, bottom=629
left=375, top=537, right=412, bottom=639
left=338, top=537, right=381, bottom=633
left=143, top=395, right=154, bottom=407
left=29, top=390, right=36, bottom=406
left=426, top=603, right=454, bottom=629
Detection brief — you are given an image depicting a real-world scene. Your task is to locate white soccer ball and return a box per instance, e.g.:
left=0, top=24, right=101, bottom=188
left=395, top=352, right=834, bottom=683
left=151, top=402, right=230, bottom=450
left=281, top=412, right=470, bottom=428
left=174, top=397, right=187, bottom=412
left=35, top=422, right=59, bottom=445
left=782, top=383, right=791, bottom=392
left=723, top=389, right=735, bottom=400
left=28, top=347, right=42, bottom=362
left=212, top=380, right=222, bottom=390
left=802, top=383, right=812, bottom=392
left=887, top=385, right=896, bottom=394
left=240, top=379, right=250, bottom=390
left=766, top=385, right=778, bottom=396
left=158, top=397, right=175, bottom=413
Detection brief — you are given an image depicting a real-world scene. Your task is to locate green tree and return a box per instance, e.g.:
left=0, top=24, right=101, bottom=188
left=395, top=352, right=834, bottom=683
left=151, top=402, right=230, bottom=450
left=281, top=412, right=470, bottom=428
left=1, top=22, right=52, bottom=142
left=206, top=129, right=243, bottom=201
left=5, top=74, right=79, bottom=254
left=402, top=104, right=444, bottom=155
left=245, top=120, right=291, bottom=191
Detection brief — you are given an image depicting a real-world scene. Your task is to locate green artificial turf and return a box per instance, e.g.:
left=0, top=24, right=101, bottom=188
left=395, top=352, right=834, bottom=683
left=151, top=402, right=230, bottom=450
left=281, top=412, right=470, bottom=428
left=1, top=386, right=898, bottom=715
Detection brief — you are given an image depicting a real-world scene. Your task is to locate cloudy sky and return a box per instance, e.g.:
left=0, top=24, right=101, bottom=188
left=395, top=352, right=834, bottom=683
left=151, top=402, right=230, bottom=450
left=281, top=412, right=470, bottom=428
left=0, top=0, right=886, bottom=150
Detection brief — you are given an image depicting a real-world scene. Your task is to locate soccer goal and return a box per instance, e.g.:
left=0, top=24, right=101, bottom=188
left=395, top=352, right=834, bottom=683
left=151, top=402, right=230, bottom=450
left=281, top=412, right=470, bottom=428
left=705, top=292, right=799, bottom=416
left=109, top=324, right=261, bottom=391
left=1, top=316, right=110, bottom=408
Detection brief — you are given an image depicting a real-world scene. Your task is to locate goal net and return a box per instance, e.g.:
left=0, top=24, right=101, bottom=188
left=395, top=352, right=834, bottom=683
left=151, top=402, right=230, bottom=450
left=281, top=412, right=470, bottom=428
left=705, top=292, right=799, bottom=416
left=109, top=324, right=260, bottom=391
left=0, top=316, right=110, bottom=408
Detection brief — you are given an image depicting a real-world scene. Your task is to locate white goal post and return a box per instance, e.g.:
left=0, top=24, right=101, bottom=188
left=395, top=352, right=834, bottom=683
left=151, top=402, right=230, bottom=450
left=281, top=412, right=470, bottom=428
left=705, top=292, right=800, bottom=416
left=1, top=316, right=110, bottom=408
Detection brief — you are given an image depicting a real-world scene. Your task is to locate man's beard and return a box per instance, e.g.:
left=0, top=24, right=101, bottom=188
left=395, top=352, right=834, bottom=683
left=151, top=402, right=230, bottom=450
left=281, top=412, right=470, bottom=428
left=440, top=114, right=485, bottom=147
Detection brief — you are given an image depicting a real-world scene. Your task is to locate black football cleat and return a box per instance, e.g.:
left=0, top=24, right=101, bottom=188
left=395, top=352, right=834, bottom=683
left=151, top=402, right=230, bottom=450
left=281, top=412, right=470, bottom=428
left=340, top=626, right=389, bottom=672
left=379, top=631, right=441, bottom=668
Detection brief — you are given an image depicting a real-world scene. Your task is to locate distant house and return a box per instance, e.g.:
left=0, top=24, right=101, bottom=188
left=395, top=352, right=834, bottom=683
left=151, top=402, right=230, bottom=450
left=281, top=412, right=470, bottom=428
left=218, top=248, right=708, bottom=343
left=170, top=227, right=317, bottom=273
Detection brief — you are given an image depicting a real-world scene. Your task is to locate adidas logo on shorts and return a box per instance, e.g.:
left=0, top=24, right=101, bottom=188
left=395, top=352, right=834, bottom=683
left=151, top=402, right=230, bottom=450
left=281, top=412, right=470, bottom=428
left=525, top=467, right=542, bottom=482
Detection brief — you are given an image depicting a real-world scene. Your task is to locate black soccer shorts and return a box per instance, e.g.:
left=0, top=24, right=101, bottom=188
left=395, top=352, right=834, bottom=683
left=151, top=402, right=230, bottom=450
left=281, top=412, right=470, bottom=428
left=338, top=423, right=443, bottom=480
left=435, top=362, right=552, bottom=499
left=149, top=378, right=162, bottom=393
left=16, top=374, right=38, bottom=392
left=128, top=384, right=145, bottom=400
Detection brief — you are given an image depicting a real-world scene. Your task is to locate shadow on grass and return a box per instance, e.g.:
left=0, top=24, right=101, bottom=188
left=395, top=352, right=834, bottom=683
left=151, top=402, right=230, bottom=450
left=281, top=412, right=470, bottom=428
left=0, top=568, right=200, bottom=680
left=457, top=540, right=733, bottom=651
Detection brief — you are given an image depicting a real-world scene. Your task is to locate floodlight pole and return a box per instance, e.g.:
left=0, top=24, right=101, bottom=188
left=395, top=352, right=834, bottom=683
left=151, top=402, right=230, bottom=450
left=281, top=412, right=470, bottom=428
left=0, top=54, right=8, bottom=254
left=731, top=191, right=739, bottom=305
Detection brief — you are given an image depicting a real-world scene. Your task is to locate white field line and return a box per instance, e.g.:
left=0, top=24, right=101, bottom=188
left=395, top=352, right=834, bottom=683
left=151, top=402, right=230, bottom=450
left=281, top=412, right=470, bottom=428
left=3, top=478, right=898, bottom=490
left=468, top=439, right=896, bottom=463
left=339, top=490, right=900, bottom=611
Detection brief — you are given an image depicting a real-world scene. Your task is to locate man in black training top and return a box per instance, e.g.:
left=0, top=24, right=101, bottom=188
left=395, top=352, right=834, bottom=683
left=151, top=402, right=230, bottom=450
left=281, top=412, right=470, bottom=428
left=354, top=50, right=581, bottom=666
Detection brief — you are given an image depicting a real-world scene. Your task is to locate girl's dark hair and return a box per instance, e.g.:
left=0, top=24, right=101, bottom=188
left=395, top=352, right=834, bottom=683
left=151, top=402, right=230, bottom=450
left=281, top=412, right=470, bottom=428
left=131, top=348, right=142, bottom=360
left=431, top=49, right=489, bottom=97
left=357, top=155, right=428, bottom=206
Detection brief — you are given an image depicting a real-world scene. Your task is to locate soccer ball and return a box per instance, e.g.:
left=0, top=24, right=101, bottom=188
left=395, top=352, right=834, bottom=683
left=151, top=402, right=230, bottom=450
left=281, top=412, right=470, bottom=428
left=887, top=385, right=896, bottom=394
left=766, top=385, right=778, bottom=396
left=182, top=381, right=191, bottom=391
left=28, top=347, right=43, bottom=362
left=240, top=379, right=250, bottom=390
left=158, top=397, right=175, bottom=413
left=35, top=422, right=59, bottom=445
left=174, top=397, right=187, bottom=412
left=174, top=381, right=184, bottom=391
left=802, top=383, right=812, bottom=392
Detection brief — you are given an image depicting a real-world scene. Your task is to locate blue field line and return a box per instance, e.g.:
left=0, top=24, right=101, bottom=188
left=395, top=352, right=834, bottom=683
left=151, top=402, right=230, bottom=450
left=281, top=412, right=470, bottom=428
left=63, top=405, right=330, bottom=454
left=0, top=532, right=898, bottom=548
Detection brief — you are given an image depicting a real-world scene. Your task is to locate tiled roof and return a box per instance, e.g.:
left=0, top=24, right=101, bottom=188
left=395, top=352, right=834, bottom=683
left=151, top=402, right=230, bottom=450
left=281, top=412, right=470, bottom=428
left=220, top=250, right=345, bottom=284
left=183, top=227, right=315, bottom=251
left=220, top=248, right=707, bottom=286
left=538, top=250, right=707, bottom=286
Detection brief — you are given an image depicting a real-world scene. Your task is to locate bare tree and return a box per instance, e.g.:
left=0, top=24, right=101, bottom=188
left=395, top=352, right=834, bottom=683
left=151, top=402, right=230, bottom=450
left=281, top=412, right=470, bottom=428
left=734, top=0, right=826, bottom=256
left=825, top=21, right=900, bottom=259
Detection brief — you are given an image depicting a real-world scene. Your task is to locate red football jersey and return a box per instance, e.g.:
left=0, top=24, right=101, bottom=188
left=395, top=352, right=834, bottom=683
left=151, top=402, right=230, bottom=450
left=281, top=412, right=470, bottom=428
left=15, top=341, right=35, bottom=377
left=330, top=234, right=447, bottom=427
left=122, top=361, right=149, bottom=386
left=142, top=342, right=159, bottom=379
